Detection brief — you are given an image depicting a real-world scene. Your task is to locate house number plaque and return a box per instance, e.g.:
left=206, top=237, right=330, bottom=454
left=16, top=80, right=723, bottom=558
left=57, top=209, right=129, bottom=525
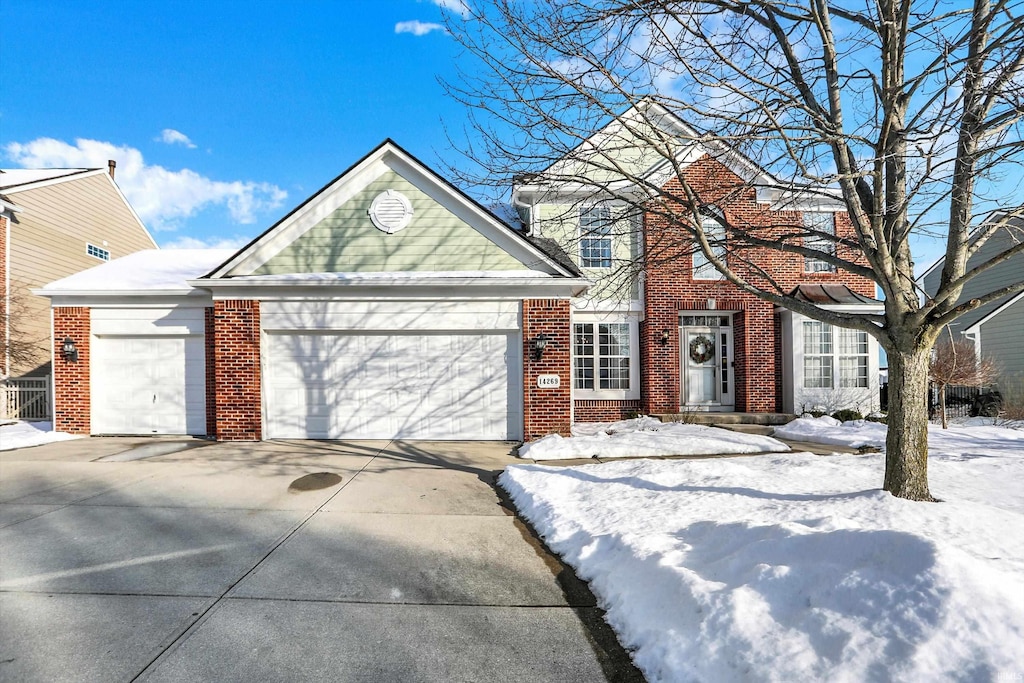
left=537, top=374, right=561, bottom=388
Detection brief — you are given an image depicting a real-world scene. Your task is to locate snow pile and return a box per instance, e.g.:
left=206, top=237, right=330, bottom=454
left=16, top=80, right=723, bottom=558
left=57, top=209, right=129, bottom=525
left=774, top=415, right=885, bottom=448
left=501, top=447, right=1024, bottom=682
left=519, top=416, right=790, bottom=460
left=0, top=421, right=81, bottom=451
left=776, top=415, right=1024, bottom=457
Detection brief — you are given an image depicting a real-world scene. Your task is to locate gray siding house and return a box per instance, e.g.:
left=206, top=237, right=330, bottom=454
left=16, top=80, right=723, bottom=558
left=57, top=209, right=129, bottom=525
left=920, top=212, right=1024, bottom=385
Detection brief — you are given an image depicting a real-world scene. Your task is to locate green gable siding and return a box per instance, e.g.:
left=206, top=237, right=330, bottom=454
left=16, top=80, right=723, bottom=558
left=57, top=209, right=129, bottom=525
left=535, top=203, right=640, bottom=301
left=254, top=171, right=528, bottom=274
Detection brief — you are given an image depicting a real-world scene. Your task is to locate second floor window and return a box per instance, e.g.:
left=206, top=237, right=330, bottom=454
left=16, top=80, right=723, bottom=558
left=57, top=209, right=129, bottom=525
left=693, top=217, right=727, bottom=280
left=87, top=243, right=110, bottom=261
left=803, top=212, right=837, bottom=272
left=580, top=206, right=612, bottom=268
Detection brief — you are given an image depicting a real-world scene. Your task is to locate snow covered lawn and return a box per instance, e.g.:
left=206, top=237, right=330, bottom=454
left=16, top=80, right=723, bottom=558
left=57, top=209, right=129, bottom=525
left=520, top=416, right=790, bottom=460
left=775, top=414, right=1024, bottom=457
left=0, top=421, right=81, bottom=451
left=501, top=424, right=1024, bottom=682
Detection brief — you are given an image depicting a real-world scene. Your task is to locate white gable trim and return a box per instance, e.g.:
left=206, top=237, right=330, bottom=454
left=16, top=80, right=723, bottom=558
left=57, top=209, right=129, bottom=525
left=208, top=141, right=577, bottom=279
left=514, top=99, right=842, bottom=210
left=0, top=168, right=103, bottom=194
left=963, top=290, right=1024, bottom=334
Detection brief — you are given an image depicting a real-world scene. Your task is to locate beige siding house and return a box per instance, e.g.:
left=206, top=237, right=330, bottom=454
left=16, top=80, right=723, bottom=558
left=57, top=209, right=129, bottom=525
left=1, top=165, right=156, bottom=377
left=920, top=212, right=1024, bottom=387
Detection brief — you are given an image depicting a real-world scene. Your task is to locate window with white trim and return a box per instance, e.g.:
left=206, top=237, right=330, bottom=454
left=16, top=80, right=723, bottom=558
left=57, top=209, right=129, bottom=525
left=574, top=322, right=630, bottom=390
left=580, top=206, right=612, bottom=268
left=803, top=212, right=837, bottom=272
left=86, top=243, right=110, bottom=261
left=802, top=321, right=869, bottom=388
left=693, top=216, right=726, bottom=280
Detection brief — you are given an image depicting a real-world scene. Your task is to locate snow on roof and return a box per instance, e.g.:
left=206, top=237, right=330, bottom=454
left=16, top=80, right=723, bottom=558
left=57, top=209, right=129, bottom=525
left=237, top=270, right=556, bottom=281
left=40, top=249, right=235, bottom=294
left=0, top=168, right=93, bottom=190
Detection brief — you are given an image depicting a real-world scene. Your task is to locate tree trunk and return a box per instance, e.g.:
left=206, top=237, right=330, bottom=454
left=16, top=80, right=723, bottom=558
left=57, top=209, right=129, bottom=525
left=883, top=347, right=936, bottom=501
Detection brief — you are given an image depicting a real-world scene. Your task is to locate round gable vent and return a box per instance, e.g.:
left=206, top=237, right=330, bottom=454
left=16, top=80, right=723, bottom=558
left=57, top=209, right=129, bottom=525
left=368, top=189, right=414, bottom=234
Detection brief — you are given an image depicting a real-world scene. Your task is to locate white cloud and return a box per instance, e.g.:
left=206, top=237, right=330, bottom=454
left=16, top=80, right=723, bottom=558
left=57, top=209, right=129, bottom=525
left=431, top=0, right=471, bottom=18
left=160, top=234, right=252, bottom=250
left=4, top=137, right=287, bottom=231
left=395, top=20, right=446, bottom=36
left=157, top=128, right=197, bottom=148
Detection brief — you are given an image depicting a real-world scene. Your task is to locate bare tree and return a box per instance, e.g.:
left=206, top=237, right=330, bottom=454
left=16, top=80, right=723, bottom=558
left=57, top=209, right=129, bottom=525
left=439, top=0, right=1024, bottom=501
left=1, top=280, right=45, bottom=377
left=929, top=337, right=999, bottom=428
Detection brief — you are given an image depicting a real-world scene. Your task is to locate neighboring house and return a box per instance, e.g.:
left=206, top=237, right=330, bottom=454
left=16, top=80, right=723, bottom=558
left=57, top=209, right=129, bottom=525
left=40, top=141, right=587, bottom=441
left=513, top=102, right=882, bottom=421
left=920, top=211, right=1024, bottom=384
left=0, top=164, right=156, bottom=378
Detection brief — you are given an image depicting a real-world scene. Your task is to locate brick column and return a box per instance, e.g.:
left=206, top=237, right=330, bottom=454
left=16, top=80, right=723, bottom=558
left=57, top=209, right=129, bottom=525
left=740, top=301, right=777, bottom=412
left=212, top=300, right=262, bottom=440
left=522, top=299, right=572, bottom=441
left=52, top=307, right=90, bottom=434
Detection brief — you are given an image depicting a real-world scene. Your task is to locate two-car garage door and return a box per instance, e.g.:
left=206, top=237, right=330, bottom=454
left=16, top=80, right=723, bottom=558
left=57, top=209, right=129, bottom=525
left=261, top=301, right=523, bottom=441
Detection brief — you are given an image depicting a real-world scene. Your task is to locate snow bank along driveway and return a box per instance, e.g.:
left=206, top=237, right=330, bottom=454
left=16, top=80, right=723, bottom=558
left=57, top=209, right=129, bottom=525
left=501, top=433, right=1024, bottom=682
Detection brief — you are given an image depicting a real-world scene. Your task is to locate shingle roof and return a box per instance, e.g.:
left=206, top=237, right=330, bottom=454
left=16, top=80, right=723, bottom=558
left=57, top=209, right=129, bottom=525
left=523, top=236, right=584, bottom=277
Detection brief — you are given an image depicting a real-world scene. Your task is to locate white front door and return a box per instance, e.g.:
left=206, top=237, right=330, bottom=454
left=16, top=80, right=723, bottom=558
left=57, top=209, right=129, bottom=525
left=680, top=315, right=734, bottom=410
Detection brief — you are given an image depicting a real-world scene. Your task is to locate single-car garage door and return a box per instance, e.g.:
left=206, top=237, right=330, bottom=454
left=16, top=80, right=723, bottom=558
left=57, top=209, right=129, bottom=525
left=90, top=307, right=207, bottom=436
left=91, top=335, right=207, bottom=435
left=264, top=331, right=521, bottom=440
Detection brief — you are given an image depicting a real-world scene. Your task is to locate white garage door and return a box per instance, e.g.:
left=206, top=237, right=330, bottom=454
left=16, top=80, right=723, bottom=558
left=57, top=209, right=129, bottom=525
left=92, top=335, right=207, bottom=435
left=264, top=332, right=520, bottom=440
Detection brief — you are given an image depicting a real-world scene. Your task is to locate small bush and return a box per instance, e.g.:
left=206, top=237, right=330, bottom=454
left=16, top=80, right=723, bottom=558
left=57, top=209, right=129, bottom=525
left=865, top=413, right=888, bottom=424
left=831, top=408, right=863, bottom=422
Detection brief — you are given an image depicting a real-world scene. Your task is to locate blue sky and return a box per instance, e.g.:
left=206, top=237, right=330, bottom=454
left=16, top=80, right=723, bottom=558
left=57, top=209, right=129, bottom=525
left=1, top=0, right=475, bottom=248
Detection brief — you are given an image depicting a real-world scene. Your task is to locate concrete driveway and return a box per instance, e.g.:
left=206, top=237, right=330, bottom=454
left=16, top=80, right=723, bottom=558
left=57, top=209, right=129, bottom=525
left=0, top=437, right=641, bottom=682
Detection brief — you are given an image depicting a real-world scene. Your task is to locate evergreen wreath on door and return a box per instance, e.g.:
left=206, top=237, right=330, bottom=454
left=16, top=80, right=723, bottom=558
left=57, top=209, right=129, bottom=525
left=689, top=335, right=715, bottom=364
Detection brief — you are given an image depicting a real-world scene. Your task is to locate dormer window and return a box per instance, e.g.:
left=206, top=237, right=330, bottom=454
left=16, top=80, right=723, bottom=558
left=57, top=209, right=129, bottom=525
left=87, top=243, right=110, bottom=261
left=580, top=205, right=612, bottom=268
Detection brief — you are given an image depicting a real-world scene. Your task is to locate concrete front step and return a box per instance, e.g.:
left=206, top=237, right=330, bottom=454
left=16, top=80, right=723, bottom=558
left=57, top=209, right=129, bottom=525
left=655, top=412, right=797, bottom=426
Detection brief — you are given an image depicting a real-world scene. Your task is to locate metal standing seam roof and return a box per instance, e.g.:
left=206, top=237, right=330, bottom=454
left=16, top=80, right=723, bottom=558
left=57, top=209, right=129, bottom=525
left=789, top=283, right=880, bottom=305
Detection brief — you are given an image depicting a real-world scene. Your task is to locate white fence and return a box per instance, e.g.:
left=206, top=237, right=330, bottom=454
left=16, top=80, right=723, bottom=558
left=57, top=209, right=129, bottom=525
left=1, top=376, right=51, bottom=421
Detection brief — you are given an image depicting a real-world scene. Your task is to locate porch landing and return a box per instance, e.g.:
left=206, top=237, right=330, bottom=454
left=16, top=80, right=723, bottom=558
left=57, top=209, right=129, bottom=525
left=655, top=412, right=797, bottom=426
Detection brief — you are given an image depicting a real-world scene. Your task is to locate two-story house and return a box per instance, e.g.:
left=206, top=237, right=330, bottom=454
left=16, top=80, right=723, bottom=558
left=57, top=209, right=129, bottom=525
left=513, top=102, right=882, bottom=422
left=1, top=163, right=156, bottom=378
left=40, top=131, right=879, bottom=444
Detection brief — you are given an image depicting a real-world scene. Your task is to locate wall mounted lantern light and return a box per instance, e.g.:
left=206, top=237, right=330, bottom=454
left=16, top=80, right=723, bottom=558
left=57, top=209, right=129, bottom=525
left=532, top=334, right=550, bottom=361
left=62, top=337, right=79, bottom=362
left=660, top=330, right=671, bottom=346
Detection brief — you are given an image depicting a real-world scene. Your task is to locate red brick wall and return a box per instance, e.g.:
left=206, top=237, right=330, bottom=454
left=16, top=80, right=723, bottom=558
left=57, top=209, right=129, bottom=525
left=637, top=154, right=876, bottom=414
left=522, top=299, right=572, bottom=441
left=52, top=307, right=90, bottom=434
left=575, top=399, right=643, bottom=422
left=212, top=300, right=261, bottom=440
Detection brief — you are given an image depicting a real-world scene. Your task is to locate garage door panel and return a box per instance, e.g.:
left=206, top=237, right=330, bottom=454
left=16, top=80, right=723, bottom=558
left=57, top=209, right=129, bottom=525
left=265, top=332, right=520, bottom=440
left=92, top=335, right=206, bottom=436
